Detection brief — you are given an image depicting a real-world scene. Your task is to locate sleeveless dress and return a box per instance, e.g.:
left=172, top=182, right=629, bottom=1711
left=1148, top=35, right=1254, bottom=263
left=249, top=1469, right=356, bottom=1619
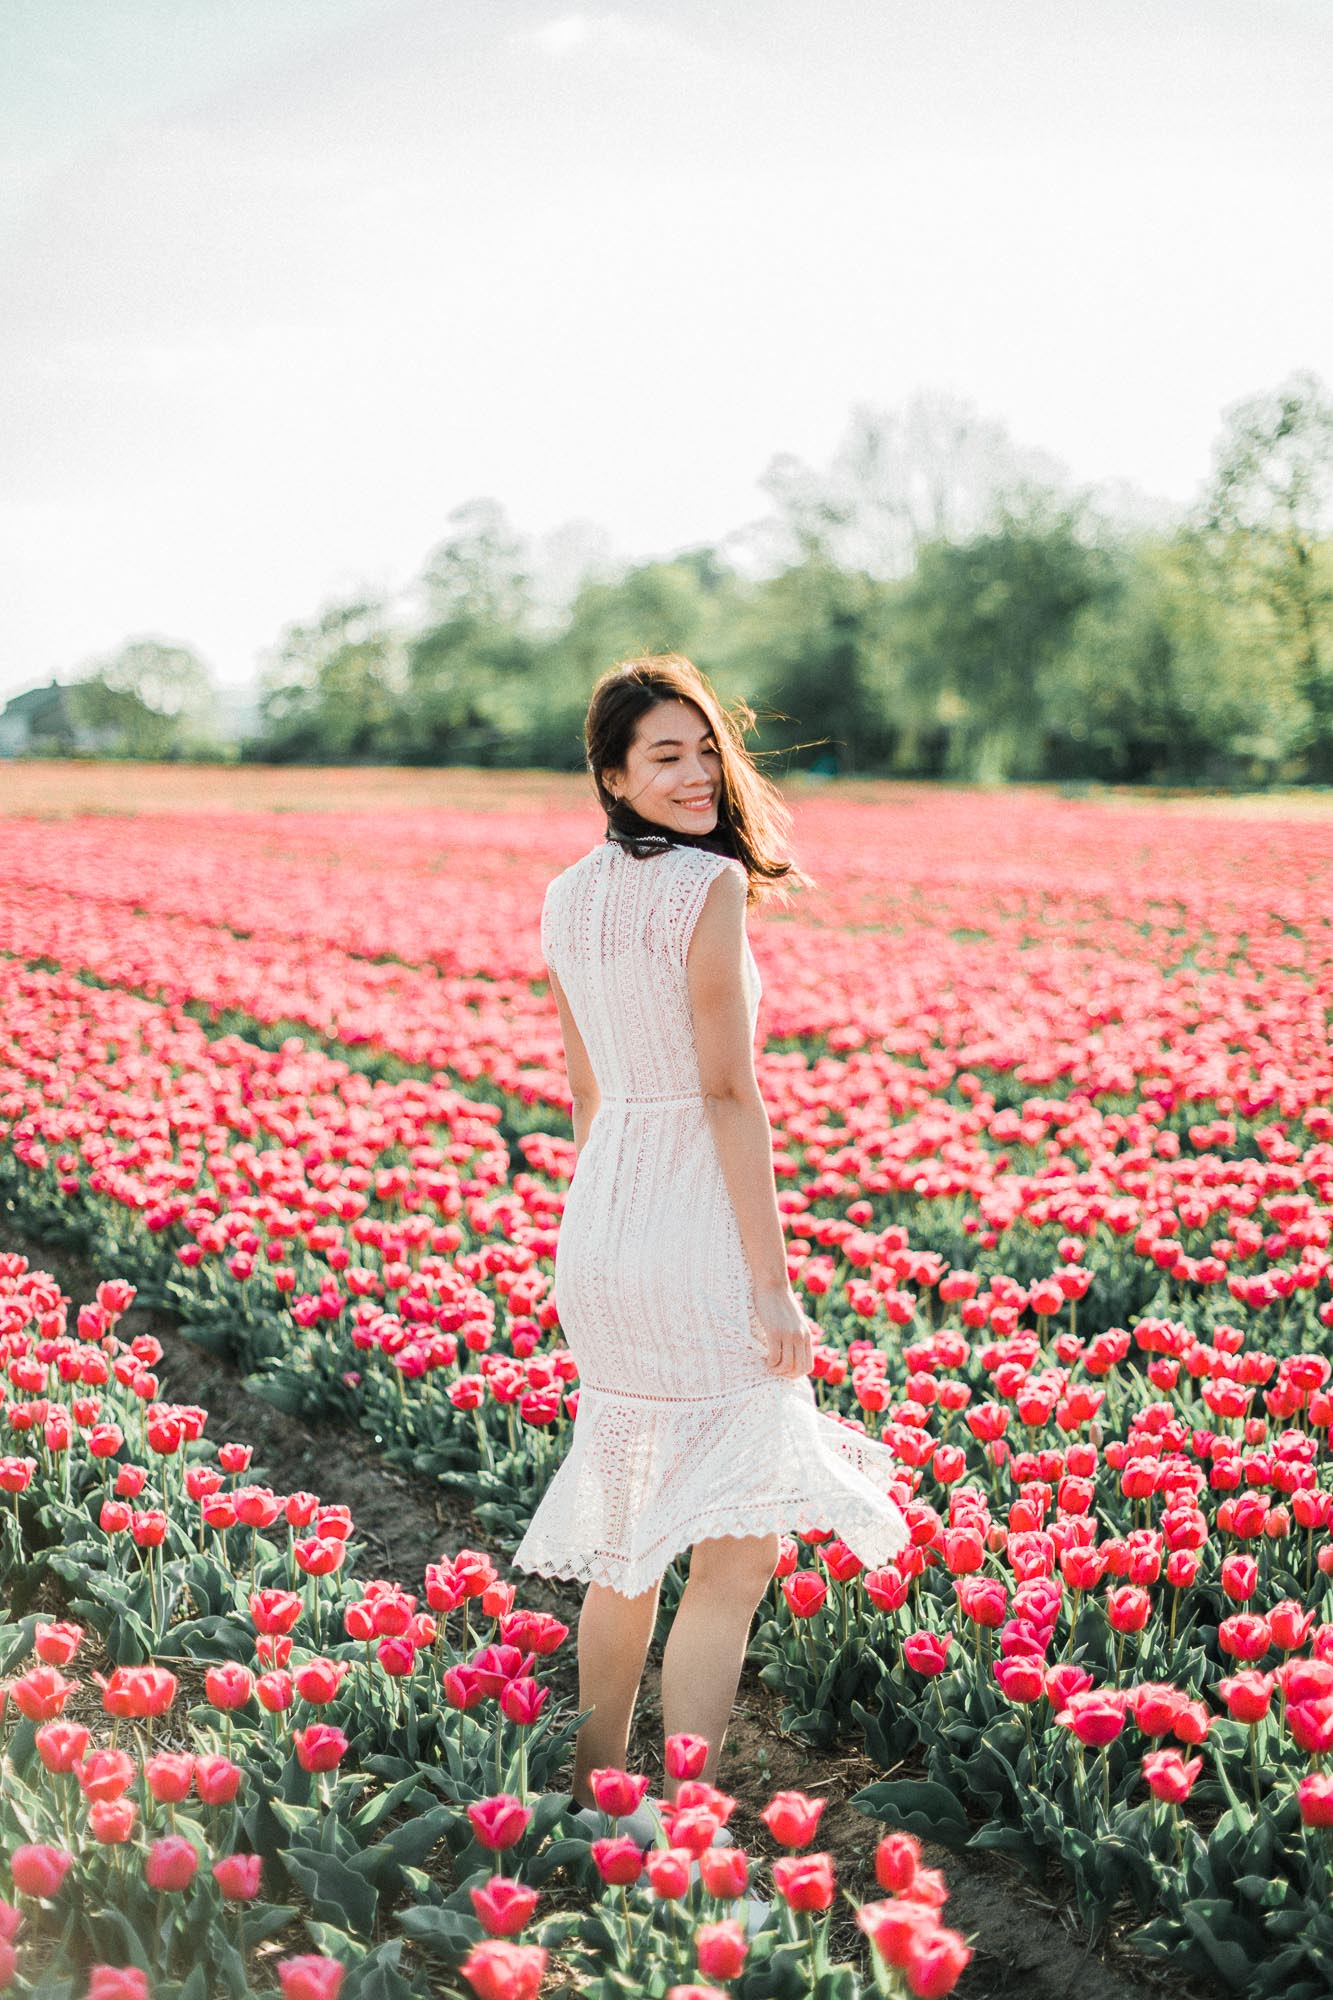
left=509, top=838, right=911, bottom=1598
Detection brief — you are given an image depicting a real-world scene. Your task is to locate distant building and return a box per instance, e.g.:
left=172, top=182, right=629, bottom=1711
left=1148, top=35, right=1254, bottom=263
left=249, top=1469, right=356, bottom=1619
left=0, top=680, right=117, bottom=757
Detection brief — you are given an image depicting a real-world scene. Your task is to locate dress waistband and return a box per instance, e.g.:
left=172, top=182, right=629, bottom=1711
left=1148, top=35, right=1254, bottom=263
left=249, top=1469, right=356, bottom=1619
left=597, top=1090, right=706, bottom=1107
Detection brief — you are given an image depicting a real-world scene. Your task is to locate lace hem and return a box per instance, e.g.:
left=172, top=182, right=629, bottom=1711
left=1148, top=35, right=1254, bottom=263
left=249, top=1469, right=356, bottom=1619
left=510, top=1489, right=911, bottom=1600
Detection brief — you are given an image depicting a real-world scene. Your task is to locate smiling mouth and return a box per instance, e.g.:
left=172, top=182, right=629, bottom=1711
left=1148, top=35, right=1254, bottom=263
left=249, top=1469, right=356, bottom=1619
left=677, top=795, right=715, bottom=809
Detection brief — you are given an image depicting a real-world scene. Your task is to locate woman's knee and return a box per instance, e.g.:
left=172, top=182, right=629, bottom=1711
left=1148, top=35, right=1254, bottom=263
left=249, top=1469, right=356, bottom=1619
left=687, top=1531, right=780, bottom=1600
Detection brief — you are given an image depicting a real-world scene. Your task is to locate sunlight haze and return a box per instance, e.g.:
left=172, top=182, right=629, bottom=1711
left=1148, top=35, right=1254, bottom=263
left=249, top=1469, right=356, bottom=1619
left=1, top=0, right=1329, bottom=696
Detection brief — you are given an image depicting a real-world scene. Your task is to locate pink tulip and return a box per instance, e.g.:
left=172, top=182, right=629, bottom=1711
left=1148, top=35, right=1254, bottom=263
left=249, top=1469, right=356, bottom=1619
left=9, top=1845, right=73, bottom=1899
left=277, top=1956, right=345, bottom=2000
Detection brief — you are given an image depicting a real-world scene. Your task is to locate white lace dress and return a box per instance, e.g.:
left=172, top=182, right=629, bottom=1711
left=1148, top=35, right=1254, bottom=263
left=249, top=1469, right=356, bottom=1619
left=509, top=838, right=910, bottom=1598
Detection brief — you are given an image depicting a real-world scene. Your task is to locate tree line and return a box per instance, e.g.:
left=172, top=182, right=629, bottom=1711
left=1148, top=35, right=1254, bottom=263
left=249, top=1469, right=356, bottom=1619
left=31, top=373, right=1333, bottom=786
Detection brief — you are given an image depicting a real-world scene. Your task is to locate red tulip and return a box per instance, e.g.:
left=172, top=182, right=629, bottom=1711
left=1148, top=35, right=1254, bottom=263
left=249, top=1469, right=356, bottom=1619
left=293, top=1725, right=349, bottom=1774
left=1218, top=1614, right=1270, bottom=1662
left=644, top=1847, right=695, bottom=1899
left=664, top=1732, right=710, bottom=1779
left=695, top=1919, right=748, bottom=1978
left=76, top=1749, right=136, bottom=1803
left=696, top=1846, right=750, bottom=1898
left=903, top=1922, right=974, bottom=1998
left=230, top=1485, right=279, bottom=1529
left=903, top=1631, right=951, bottom=1676
left=193, top=1754, right=243, bottom=1805
left=857, top=1896, right=938, bottom=1968
left=760, top=1790, right=826, bottom=1848
left=1217, top=1671, right=1274, bottom=1725
left=1171, top=1697, right=1212, bottom=1746
left=250, top=1589, right=304, bottom=1635
left=86, top=1970, right=149, bottom=2000
left=257, top=1670, right=295, bottom=1713
left=95, top=1665, right=177, bottom=1718
left=204, top=1663, right=254, bottom=1711
left=87, top=1800, right=136, bottom=1844
left=466, top=1794, right=532, bottom=1853
left=1298, top=1774, right=1333, bottom=1828
left=498, top=1676, right=548, bottom=1725
left=942, top=1527, right=985, bottom=1575
left=994, top=1655, right=1045, bottom=1704
left=468, top=1875, right=540, bottom=1937
left=377, top=1636, right=416, bottom=1678
left=1057, top=1690, right=1126, bottom=1748
left=293, top=1537, right=344, bottom=1577
left=1105, top=1586, right=1151, bottom=1634
left=33, top=1622, right=84, bottom=1667
left=589, top=1768, right=650, bottom=1817
left=868, top=1836, right=917, bottom=1897
left=458, top=1939, right=548, bottom=2000
left=34, top=1721, right=91, bottom=1774
left=590, top=1836, right=643, bottom=1886
left=292, top=1659, right=348, bottom=1704
left=864, top=1566, right=910, bottom=1613
left=771, top=1852, right=836, bottom=1911
left=9, top=1668, right=76, bottom=1723
left=1220, top=1554, right=1258, bottom=1602
left=901, top=1865, right=950, bottom=1909
left=780, top=1570, right=829, bottom=1618
left=139, top=1752, right=192, bottom=1805
left=9, top=1845, right=73, bottom=1899
left=130, top=1510, right=166, bottom=1548
left=1288, top=1696, right=1333, bottom=1756
left=954, top=1575, right=1008, bottom=1628
left=277, top=1956, right=346, bottom=2000
left=145, top=1836, right=200, bottom=1892
left=1269, top=1600, right=1317, bottom=1651
left=1142, top=1750, right=1202, bottom=1804
left=212, top=1852, right=263, bottom=1900
left=1128, top=1683, right=1187, bottom=1736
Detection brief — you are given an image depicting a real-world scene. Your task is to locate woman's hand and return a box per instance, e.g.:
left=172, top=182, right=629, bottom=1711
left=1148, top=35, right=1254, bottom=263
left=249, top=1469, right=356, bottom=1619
left=755, top=1281, right=817, bottom=1379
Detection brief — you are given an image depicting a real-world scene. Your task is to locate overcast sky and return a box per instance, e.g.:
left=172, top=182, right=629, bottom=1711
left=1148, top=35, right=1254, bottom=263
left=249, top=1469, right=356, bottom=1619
left=2, top=0, right=1330, bottom=697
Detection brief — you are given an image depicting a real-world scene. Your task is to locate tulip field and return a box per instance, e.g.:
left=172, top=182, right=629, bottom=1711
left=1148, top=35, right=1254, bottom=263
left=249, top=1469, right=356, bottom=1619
left=3, top=768, right=1333, bottom=2000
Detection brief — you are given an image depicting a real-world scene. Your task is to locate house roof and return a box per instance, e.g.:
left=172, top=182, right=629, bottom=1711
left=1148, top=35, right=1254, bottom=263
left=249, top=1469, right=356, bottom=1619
left=1, top=680, right=70, bottom=723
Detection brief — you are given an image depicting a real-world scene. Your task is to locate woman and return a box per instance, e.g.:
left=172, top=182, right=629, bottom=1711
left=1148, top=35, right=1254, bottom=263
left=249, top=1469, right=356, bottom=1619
left=510, top=653, right=909, bottom=1835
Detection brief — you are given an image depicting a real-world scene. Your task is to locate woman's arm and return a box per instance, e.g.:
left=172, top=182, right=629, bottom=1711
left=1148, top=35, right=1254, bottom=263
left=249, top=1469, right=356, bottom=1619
left=547, top=963, right=600, bottom=1163
left=686, top=867, right=813, bottom=1380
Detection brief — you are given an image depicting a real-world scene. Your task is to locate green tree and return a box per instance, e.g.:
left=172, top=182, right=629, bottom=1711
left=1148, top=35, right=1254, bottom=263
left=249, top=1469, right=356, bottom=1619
left=1041, top=532, right=1303, bottom=783
left=730, top=560, right=901, bottom=776
left=525, top=552, right=742, bottom=768
left=254, top=595, right=401, bottom=762
left=72, top=638, right=220, bottom=757
left=750, top=389, right=1071, bottom=578
left=1195, top=370, right=1333, bottom=778
left=404, top=500, right=540, bottom=764
left=893, top=491, right=1117, bottom=782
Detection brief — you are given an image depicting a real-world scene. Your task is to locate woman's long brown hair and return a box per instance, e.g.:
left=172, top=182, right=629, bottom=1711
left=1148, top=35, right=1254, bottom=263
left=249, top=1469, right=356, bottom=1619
left=584, top=654, right=814, bottom=907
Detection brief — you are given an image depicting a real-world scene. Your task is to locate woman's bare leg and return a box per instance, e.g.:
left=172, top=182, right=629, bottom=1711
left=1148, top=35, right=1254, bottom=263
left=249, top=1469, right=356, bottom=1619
left=659, top=1531, right=779, bottom=1801
left=569, top=1576, right=662, bottom=1808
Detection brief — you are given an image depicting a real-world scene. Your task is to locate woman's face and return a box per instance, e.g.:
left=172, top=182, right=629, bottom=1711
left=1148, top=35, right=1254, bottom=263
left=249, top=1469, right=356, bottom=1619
left=605, top=697, right=722, bottom=835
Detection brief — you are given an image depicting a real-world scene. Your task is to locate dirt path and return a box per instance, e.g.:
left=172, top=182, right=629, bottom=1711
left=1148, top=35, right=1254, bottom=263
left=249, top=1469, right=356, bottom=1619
left=1, top=1214, right=1188, bottom=2000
